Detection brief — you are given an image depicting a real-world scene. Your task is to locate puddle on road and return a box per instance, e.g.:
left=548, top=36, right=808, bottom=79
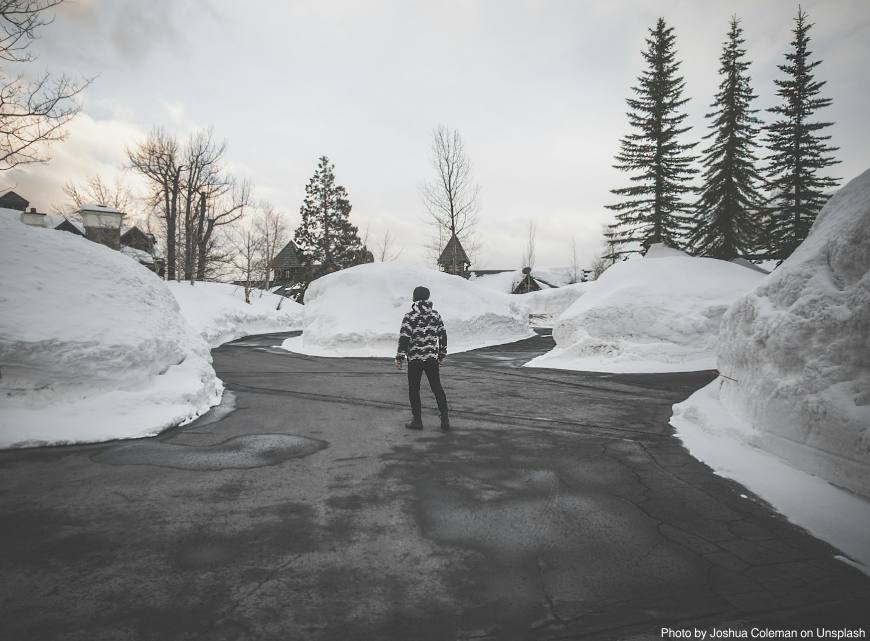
left=93, top=434, right=327, bottom=471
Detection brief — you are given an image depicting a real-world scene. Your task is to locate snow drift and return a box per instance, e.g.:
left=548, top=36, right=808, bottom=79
left=168, top=281, right=303, bottom=347
left=0, top=214, right=221, bottom=448
left=525, top=244, right=765, bottom=372
left=673, top=168, right=870, bottom=500
left=523, top=282, right=593, bottom=318
left=283, top=263, right=533, bottom=357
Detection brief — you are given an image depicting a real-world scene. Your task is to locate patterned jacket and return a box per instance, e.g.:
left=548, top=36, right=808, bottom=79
left=396, top=300, right=447, bottom=362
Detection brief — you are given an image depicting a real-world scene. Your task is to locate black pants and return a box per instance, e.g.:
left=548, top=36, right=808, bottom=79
left=407, top=358, right=448, bottom=418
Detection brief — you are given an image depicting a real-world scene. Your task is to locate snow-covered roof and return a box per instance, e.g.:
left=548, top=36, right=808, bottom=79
left=79, top=203, right=124, bottom=215
left=120, top=245, right=154, bottom=264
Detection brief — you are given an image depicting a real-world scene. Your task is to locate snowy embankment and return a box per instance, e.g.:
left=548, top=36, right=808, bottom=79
left=168, top=281, right=303, bottom=347
left=671, top=169, right=870, bottom=572
left=283, top=263, right=533, bottom=357
left=0, top=214, right=221, bottom=448
left=523, top=282, right=593, bottom=318
left=526, top=244, right=764, bottom=372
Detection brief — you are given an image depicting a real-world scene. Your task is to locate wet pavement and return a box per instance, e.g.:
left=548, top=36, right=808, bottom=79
left=1, top=331, right=868, bottom=640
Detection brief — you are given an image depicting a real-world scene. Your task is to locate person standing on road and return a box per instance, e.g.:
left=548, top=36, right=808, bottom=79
left=395, top=286, right=450, bottom=431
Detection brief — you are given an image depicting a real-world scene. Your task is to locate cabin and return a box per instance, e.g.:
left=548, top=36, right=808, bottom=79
left=438, top=234, right=471, bottom=278
left=271, top=240, right=306, bottom=282
left=0, top=190, right=29, bottom=211
left=120, top=226, right=157, bottom=254
left=512, top=267, right=545, bottom=294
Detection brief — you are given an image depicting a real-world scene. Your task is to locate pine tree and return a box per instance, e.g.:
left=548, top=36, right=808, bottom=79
left=690, top=17, right=764, bottom=260
left=606, top=18, right=698, bottom=256
left=764, top=8, right=839, bottom=261
left=293, top=156, right=370, bottom=274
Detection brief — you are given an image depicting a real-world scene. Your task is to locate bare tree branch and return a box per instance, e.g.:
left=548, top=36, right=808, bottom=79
left=420, top=125, right=479, bottom=266
left=0, top=1, right=89, bottom=170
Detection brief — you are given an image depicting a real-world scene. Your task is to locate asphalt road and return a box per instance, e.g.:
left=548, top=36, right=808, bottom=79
left=1, top=331, right=868, bottom=641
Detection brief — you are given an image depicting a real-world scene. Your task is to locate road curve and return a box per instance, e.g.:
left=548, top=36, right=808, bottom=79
left=1, top=331, right=868, bottom=641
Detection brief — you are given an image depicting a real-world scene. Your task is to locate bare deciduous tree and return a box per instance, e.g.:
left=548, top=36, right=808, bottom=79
left=421, top=125, right=479, bottom=268
left=129, top=128, right=253, bottom=282
left=225, top=219, right=262, bottom=304
left=128, top=128, right=182, bottom=279
left=254, top=201, right=288, bottom=291
left=373, top=228, right=402, bottom=262
left=194, top=176, right=251, bottom=282
left=0, top=0, right=89, bottom=170
left=522, top=220, right=537, bottom=269
left=567, top=236, right=582, bottom=284
left=128, top=130, right=181, bottom=282
left=62, top=174, right=133, bottom=217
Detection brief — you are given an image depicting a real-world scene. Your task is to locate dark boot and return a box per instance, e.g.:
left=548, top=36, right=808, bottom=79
left=405, top=416, right=423, bottom=430
left=440, top=414, right=450, bottom=431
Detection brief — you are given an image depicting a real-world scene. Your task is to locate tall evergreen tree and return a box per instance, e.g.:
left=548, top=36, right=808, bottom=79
left=764, top=8, right=839, bottom=260
left=690, top=17, right=764, bottom=260
left=293, top=156, right=370, bottom=274
left=606, top=18, right=698, bottom=256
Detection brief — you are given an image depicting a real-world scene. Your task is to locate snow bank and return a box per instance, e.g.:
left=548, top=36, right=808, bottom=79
left=671, top=383, right=870, bottom=575
left=0, top=214, right=221, bottom=448
left=283, top=263, right=533, bottom=357
left=168, top=281, right=303, bottom=347
left=470, top=270, right=521, bottom=293
left=523, top=282, right=593, bottom=317
left=674, top=168, right=870, bottom=500
left=525, top=245, right=764, bottom=372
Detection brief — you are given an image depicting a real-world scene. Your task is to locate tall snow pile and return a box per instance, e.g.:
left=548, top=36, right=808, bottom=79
left=0, top=214, right=221, bottom=448
left=524, top=282, right=593, bottom=317
left=283, top=262, right=533, bottom=357
left=674, top=168, right=870, bottom=499
left=525, top=244, right=764, bottom=372
left=168, top=281, right=303, bottom=347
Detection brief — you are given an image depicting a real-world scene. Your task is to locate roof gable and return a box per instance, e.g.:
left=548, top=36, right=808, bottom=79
left=0, top=191, right=29, bottom=211
left=55, top=218, right=85, bottom=236
left=273, top=240, right=303, bottom=266
left=438, top=235, right=470, bottom=265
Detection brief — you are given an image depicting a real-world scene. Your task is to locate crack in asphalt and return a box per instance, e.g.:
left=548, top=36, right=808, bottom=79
left=191, top=553, right=303, bottom=641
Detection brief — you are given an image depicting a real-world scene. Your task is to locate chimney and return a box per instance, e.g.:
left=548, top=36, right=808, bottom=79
left=20, top=207, right=47, bottom=227
left=79, top=203, right=125, bottom=250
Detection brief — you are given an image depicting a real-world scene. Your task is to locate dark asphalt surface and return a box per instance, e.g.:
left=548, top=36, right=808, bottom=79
left=1, top=331, right=868, bottom=641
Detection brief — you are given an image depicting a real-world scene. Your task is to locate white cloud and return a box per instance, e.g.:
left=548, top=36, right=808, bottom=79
left=2, top=112, right=148, bottom=213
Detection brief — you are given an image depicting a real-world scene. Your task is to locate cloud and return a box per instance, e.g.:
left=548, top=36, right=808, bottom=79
left=1, top=111, right=148, bottom=213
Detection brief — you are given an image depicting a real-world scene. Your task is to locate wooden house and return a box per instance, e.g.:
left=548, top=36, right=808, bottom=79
left=120, top=226, right=156, bottom=254
left=271, top=240, right=306, bottom=282
left=0, top=190, right=29, bottom=211
left=512, top=267, right=545, bottom=294
left=438, top=234, right=471, bottom=278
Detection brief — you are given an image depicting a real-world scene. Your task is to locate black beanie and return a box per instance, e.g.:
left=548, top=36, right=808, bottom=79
left=413, top=286, right=430, bottom=302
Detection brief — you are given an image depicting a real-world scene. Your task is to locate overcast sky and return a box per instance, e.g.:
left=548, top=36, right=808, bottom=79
left=5, top=0, right=868, bottom=268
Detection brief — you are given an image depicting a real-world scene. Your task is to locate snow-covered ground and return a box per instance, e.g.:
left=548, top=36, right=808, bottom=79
left=0, top=212, right=222, bottom=448
left=283, top=263, right=533, bottom=357
left=672, top=168, right=870, bottom=573
left=168, top=281, right=303, bottom=347
left=525, top=244, right=765, bottom=372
